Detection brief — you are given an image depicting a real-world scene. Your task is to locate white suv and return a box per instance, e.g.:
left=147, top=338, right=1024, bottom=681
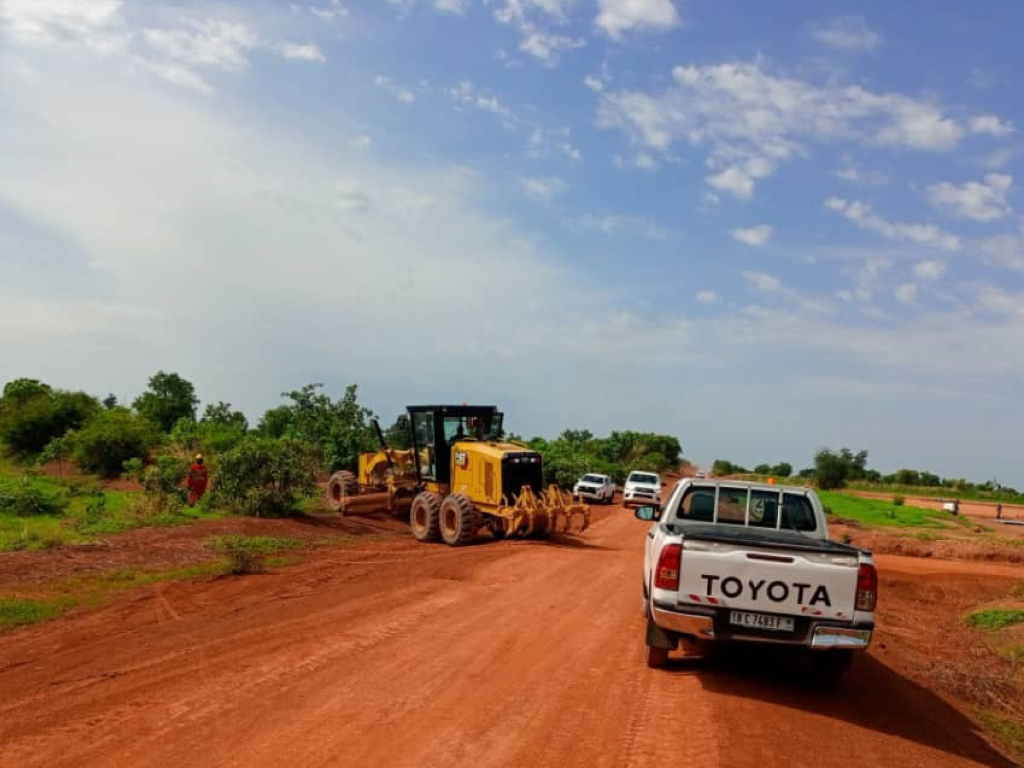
left=623, top=471, right=661, bottom=507
left=573, top=473, right=616, bottom=504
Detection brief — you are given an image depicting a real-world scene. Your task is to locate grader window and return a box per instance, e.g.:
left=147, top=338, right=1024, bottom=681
left=412, top=411, right=436, bottom=479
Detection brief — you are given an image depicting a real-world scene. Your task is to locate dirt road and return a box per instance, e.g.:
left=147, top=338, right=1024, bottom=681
left=0, top=507, right=1015, bottom=768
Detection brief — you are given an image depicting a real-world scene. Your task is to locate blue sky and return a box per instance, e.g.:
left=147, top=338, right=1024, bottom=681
left=1, top=0, right=1022, bottom=485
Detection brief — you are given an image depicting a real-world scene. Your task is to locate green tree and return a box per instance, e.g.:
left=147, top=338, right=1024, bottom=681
left=201, top=401, right=249, bottom=431
left=257, top=405, right=294, bottom=438
left=270, top=383, right=377, bottom=471
left=753, top=463, right=771, bottom=475
left=102, top=394, right=118, bottom=409
left=814, top=449, right=848, bottom=490
left=894, top=468, right=921, bottom=486
left=382, top=416, right=411, bottom=449
left=71, top=408, right=161, bottom=478
left=770, top=462, right=793, bottom=477
left=0, top=380, right=98, bottom=455
left=133, top=371, right=199, bottom=433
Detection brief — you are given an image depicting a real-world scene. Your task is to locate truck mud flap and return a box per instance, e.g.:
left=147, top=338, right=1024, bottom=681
left=646, top=615, right=678, bottom=650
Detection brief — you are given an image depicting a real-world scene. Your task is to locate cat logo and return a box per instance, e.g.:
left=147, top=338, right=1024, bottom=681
left=454, top=450, right=469, bottom=469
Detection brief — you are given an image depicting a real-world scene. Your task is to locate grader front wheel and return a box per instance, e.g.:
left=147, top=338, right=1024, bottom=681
left=410, top=492, right=442, bottom=542
left=327, top=470, right=357, bottom=512
left=440, top=493, right=480, bottom=546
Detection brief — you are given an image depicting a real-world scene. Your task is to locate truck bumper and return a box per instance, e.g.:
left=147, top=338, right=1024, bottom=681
left=651, top=602, right=872, bottom=650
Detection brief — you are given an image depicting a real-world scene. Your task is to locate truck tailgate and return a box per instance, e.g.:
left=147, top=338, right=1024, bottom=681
left=678, top=540, right=858, bottom=621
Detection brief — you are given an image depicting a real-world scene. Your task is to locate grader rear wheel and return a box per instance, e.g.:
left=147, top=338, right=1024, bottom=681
left=410, top=492, right=442, bottom=542
left=440, top=493, right=481, bottom=546
left=327, top=470, right=357, bottom=512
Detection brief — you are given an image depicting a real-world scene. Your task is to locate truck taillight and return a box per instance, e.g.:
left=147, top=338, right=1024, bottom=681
left=654, top=544, right=682, bottom=590
left=856, top=563, right=877, bottom=612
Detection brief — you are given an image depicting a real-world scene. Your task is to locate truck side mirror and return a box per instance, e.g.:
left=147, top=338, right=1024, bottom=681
left=634, top=505, right=660, bottom=521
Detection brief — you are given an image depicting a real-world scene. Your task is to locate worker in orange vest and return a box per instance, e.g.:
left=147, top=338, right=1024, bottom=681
left=186, top=453, right=209, bottom=507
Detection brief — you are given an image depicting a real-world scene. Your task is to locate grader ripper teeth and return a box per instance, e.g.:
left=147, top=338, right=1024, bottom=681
left=498, top=485, right=590, bottom=537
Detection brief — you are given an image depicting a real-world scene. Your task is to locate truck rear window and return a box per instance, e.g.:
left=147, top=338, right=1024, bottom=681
left=677, top=487, right=817, bottom=532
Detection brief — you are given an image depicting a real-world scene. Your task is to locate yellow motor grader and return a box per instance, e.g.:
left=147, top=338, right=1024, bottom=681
left=326, top=405, right=589, bottom=545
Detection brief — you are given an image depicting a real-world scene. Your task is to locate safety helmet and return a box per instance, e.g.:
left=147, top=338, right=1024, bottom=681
left=195, top=453, right=204, bottom=462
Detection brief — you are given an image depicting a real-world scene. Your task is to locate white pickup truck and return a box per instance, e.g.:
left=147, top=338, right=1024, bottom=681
left=637, top=479, right=876, bottom=688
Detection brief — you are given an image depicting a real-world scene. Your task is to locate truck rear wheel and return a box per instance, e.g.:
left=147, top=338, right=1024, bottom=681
left=410, top=492, right=442, bottom=542
left=646, top=645, right=669, bottom=668
left=440, top=493, right=480, bottom=546
left=327, top=470, right=357, bottom=512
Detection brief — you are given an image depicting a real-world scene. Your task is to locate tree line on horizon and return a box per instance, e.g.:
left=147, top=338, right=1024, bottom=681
left=712, top=448, right=1019, bottom=497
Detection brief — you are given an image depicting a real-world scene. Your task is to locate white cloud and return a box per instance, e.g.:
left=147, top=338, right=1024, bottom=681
left=0, top=0, right=127, bottom=54
left=835, top=159, right=888, bottom=186
left=731, top=225, right=773, bottom=247
left=742, top=271, right=782, bottom=293
left=595, top=0, right=680, bottom=39
left=308, top=0, right=348, bottom=21
left=696, top=290, right=719, bottom=304
left=520, top=30, right=584, bottom=64
left=810, top=16, right=881, bottom=51
left=970, top=114, right=1014, bottom=137
left=634, top=151, right=656, bottom=170
left=349, top=134, right=373, bottom=150
left=577, top=213, right=673, bottom=239
left=583, top=75, right=604, bottom=92
left=598, top=60, right=1001, bottom=196
left=707, top=167, right=753, bottom=199
left=913, top=259, right=945, bottom=280
left=143, top=20, right=259, bottom=72
left=979, top=146, right=1017, bottom=171
left=0, top=1, right=324, bottom=93
left=376, top=75, right=417, bottom=104
left=895, top=283, right=918, bottom=305
left=519, top=175, right=564, bottom=203
left=825, top=197, right=961, bottom=250
left=494, top=0, right=583, bottom=67
left=276, top=42, right=325, bottom=62
left=981, top=227, right=1024, bottom=272
left=435, top=0, right=466, bottom=12
left=926, top=174, right=1012, bottom=222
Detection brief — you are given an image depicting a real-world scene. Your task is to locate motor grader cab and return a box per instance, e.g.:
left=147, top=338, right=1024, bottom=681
left=327, top=404, right=589, bottom=546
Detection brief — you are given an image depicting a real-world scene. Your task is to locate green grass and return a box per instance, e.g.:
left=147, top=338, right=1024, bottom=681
left=0, top=597, right=64, bottom=630
left=977, top=710, right=1024, bottom=765
left=848, top=482, right=1024, bottom=505
left=966, top=609, right=1024, bottom=631
left=817, top=491, right=952, bottom=528
left=0, top=562, right=231, bottom=634
left=0, top=457, right=227, bottom=551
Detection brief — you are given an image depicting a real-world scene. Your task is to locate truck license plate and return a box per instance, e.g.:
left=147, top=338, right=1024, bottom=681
left=729, top=611, right=794, bottom=632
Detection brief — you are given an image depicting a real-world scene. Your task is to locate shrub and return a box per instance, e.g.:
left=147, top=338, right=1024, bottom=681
left=141, top=454, right=189, bottom=512
left=208, top=535, right=302, bottom=574
left=893, top=495, right=905, bottom=506
left=0, top=477, right=68, bottom=517
left=121, top=457, right=144, bottom=482
left=209, top=436, right=319, bottom=516
left=71, top=408, right=161, bottom=478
